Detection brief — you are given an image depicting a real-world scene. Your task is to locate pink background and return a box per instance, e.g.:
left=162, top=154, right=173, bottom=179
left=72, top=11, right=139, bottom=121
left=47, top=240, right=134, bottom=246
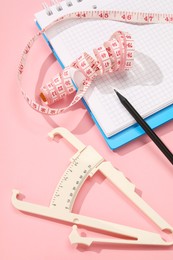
left=1, top=1, right=173, bottom=259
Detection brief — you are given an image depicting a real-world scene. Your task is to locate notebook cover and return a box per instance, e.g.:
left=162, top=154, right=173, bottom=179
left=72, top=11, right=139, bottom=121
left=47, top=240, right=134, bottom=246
left=36, top=21, right=173, bottom=150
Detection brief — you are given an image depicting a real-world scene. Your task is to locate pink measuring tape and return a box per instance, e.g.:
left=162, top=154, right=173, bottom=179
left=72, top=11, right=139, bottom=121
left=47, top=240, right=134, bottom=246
left=18, top=10, right=173, bottom=115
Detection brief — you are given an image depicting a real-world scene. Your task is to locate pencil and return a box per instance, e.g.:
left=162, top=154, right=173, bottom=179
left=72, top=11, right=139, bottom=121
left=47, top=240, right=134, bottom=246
left=114, top=90, right=173, bottom=165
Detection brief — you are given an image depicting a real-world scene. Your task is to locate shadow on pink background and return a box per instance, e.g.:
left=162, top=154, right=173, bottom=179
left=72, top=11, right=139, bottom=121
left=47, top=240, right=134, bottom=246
left=1, top=1, right=173, bottom=259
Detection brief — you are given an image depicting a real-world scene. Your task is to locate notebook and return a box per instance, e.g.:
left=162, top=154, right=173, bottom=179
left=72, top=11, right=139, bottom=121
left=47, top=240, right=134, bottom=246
left=35, top=0, right=173, bottom=149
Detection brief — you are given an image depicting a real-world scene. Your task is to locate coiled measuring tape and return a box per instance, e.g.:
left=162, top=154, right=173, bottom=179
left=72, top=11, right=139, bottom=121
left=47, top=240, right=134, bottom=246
left=18, top=10, right=173, bottom=115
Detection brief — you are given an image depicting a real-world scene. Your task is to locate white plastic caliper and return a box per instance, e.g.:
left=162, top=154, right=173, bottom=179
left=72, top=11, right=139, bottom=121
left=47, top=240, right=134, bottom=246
left=12, top=127, right=173, bottom=247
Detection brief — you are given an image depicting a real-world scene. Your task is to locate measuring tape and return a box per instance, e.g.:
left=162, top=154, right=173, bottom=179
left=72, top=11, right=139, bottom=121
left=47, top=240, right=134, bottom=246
left=18, top=10, right=173, bottom=115
left=12, top=127, right=173, bottom=246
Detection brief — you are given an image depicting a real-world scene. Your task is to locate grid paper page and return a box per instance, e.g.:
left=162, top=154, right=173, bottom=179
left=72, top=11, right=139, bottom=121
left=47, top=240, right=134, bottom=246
left=37, top=0, right=173, bottom=137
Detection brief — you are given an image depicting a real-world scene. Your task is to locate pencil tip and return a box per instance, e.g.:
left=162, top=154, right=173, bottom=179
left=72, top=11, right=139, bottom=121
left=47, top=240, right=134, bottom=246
left=114, top=89, right=118, bottom=94
left=114, top=89, right=126, bottom=102
left=114, top=89, right=122, bottom=95
left=114, top=89, right=121, bottom=98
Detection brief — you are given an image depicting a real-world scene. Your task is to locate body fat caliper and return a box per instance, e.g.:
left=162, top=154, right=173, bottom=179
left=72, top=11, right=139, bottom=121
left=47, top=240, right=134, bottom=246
left=12, top=127, right=173, bottom=247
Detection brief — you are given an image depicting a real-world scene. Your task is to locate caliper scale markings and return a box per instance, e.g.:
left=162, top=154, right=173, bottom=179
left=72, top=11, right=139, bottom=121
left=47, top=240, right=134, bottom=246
left=50, top=147, right=102, bottom=211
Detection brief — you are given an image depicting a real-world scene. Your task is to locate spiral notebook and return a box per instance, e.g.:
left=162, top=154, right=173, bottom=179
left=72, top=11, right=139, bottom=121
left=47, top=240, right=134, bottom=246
left=35, top=0, right=173, bottom=149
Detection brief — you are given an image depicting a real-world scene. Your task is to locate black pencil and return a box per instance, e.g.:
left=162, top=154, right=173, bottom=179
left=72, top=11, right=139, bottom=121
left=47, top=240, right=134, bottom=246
left=114, top=90, right=173, bottom=165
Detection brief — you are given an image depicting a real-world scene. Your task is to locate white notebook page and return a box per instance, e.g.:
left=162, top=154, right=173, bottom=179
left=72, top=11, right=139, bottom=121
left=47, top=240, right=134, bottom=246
left=35, top=0, right=173, bottom=137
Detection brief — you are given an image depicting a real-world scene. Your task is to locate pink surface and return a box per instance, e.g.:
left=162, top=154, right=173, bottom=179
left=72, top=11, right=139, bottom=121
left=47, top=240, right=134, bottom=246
left=1, top=1, right=173, bottom=259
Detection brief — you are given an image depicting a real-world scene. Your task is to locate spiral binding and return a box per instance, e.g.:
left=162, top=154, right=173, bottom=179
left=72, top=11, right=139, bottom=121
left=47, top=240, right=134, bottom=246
left=42, top=2, right=53, bottom=16
left=43, top=0, right=84, bottom=15
left=50, top=0, right=63, bottom=11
